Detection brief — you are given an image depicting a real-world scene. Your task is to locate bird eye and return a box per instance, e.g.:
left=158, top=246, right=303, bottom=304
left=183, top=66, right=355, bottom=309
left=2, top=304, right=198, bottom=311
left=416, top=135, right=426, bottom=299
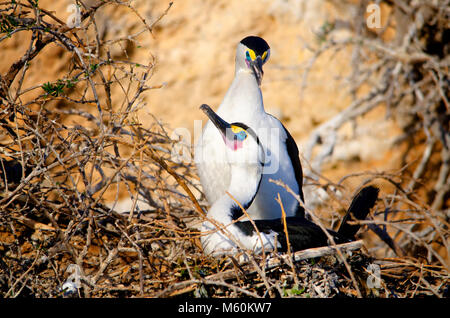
left=237, top=131, right=247, bottom=141
left=231, top=125, right=248, bottom=141
left=246, top=49, right=256, bottom=61
left=233, top=130, right=247, bottom=142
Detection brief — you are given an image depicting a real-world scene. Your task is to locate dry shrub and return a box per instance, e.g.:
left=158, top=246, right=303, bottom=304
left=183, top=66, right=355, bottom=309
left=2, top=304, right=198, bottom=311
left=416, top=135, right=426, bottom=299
left=0, top=0, right=201, bottom=297
left=0, top=0, right=448, bottom=298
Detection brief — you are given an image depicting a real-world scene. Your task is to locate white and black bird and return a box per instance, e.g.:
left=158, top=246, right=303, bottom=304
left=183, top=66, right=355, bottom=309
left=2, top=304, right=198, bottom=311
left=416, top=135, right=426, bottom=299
left=195, top=36, right=306, bottom=220
left=199, top=104, right=379, bottom=256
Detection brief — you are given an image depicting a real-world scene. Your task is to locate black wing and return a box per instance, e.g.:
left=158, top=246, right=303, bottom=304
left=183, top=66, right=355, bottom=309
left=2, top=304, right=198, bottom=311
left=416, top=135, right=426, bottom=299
left=338, top=186, right=379, bottom=239
left=235, top=217, right=344, bottom=252
left=233, top=186, right=379, bottom=252
left=268, top=114, right=305, bottom=218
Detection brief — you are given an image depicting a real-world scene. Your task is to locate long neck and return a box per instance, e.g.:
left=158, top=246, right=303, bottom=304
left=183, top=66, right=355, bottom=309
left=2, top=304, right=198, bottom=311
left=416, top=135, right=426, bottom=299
left=218, top=69, right=265, bottom=119
left=207, top=163, right=262, bottom=223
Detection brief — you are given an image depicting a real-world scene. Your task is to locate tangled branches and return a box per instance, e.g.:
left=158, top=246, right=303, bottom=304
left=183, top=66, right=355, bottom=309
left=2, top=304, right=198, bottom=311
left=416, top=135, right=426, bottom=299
left=300, top=0, right=449, bottom=270
left=305, top=0, right=449, bottom=206
left=0, top=0, right=203, bottom=297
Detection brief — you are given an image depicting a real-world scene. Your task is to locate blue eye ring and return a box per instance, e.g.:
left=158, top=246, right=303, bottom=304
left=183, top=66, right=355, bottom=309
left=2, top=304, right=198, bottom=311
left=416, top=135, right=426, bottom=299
left=235, top=130, right=247, bottom=141
left=245, top=51, right=251, bottom=61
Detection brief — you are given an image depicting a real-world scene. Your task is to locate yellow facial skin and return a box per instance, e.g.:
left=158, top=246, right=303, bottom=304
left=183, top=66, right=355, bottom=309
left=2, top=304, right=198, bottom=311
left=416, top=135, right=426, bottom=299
left=230, top=125, right=245, bottom=134
left=245, top=48, right=269, bottom=86
left=230, top=125, right=248, bottom=141
left=261, top=51, right=268, bottom=62
left=246, top=49, right=269, bottom=63
left=248, top=49, right=257, bottom=61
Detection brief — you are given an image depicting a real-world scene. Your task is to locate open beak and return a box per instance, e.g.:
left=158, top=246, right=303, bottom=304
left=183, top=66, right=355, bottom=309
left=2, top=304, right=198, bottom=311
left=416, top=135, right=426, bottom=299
left=200, top=104, right=231, bottom=138
left=250, top=56, right=263, bottom=86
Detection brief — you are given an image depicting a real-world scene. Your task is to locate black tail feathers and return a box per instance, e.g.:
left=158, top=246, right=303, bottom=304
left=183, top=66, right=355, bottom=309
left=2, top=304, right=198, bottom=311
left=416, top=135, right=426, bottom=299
left=337, top=185, right=379, bottom=239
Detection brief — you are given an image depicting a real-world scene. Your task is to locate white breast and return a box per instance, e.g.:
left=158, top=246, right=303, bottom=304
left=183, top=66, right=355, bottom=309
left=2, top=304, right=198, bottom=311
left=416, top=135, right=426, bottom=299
left=201, top=218, right=279, bottom=256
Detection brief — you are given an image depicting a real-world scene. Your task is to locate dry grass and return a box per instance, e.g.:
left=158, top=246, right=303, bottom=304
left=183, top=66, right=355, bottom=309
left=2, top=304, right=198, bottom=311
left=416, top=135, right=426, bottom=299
left=0, top=0, right=448, bottom=298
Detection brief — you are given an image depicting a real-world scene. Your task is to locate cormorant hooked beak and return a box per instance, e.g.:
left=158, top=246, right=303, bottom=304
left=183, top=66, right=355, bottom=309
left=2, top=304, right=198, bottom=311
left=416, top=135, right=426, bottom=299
left=200, top=104, right=231, bottom=139
left=250, top=56, right=264, bottom=86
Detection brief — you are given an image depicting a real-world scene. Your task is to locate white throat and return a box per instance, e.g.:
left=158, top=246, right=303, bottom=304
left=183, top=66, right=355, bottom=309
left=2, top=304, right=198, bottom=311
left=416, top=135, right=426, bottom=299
left=207, top=162, right=261, bottom=223
left=218, top=70, right=264, bottom=123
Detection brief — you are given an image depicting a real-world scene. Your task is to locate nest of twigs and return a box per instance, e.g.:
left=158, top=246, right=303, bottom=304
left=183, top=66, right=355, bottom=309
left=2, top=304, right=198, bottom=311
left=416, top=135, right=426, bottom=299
left=0, top=0, right=448, bottom=298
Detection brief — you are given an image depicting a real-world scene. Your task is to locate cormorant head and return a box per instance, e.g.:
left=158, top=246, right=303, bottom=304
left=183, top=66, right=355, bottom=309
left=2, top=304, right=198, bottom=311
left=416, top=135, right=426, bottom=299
left=235, top=36, right=270, bottom=86
left=200, top=104, right=265, bottom=168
